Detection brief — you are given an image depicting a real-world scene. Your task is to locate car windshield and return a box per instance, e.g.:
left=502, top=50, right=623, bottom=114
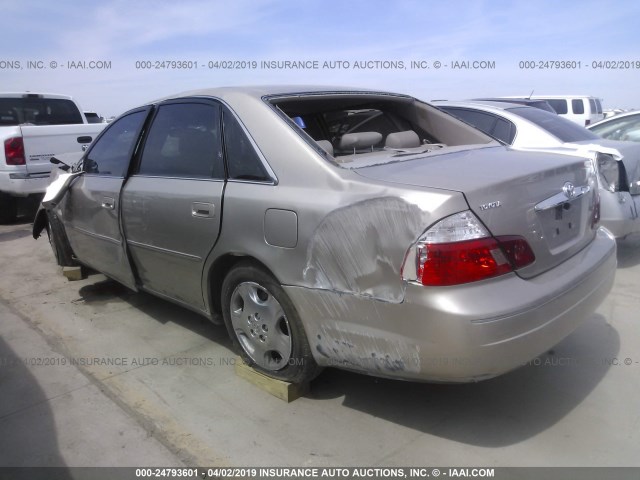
left=0, top=97, right=84, bottom=125
left=589, top=113, right=640, bottom=140
left=508, top=106, right=600, bottom=142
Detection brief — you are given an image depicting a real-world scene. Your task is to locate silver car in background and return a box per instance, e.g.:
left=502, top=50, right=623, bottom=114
left=34, top=87, right=616, bottom=384
left=588, top=110, right=640, bottom=143
left=435, top=100, right=640, bottom=239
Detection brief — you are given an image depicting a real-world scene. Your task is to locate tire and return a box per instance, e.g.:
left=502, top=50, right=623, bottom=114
left=221, top=262, right=320, bottom=383
left=46, top=212, right=76, bottom=267
left=0, top=193, right=18, bottom=224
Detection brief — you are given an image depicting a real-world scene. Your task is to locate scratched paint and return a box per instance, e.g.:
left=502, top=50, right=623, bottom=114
left=315, top=322, right=421, bottom=373
left=303, top=196, right=433, bottom=303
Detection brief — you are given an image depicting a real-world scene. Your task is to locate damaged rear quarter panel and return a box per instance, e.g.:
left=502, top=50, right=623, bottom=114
left=302, top=194, right=457, bottom=303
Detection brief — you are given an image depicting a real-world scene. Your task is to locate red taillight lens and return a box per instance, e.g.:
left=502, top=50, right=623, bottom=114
left=418, top=238, right=512, bottom=286
left=4, top=137, right=25, bottom=165
left=403, top=211, right=536, bottom=287
left=417, top=236, right=535, bottom=286
left=496, top=236, right=536, bottom=269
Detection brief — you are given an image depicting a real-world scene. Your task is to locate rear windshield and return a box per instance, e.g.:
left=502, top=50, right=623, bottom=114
left=267, top=93, right=494, bottom=167
left=0, top=97, right=84, bottom=125
left=509, top=106, right=600, bottom=142
left=544, top=99, right=568, bottom=115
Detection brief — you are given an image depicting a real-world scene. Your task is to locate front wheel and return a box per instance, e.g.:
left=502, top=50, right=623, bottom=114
left=221, top=262, right=320, bottom=384
left=46, top=212, right=76, bottom=267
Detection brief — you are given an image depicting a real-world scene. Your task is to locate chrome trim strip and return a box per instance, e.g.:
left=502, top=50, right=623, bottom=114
left=534, top=185, right=591, bottom=212
left=131, top=174, right=225, bottom=182
left=127, top=239, right=202, bottom=262
left=70, top=225, right=121, bottom=245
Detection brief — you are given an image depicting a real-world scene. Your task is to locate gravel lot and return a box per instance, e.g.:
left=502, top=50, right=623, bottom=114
left=0, top=210, right=639, bottom=468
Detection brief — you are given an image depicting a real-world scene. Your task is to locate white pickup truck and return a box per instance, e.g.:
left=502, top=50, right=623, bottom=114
left=0, top=92, right=106, bottom=223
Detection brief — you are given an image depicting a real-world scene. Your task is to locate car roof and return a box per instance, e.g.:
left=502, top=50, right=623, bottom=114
left=433, top=100, right=523, bottom=111
left=589, top=110, right=640, bottom=128
left=151, top=85, right=410, bottom=104
left=0, top=92, right=74, bottom=100
left=529, top=95, right=600, bottom=99
left=473, top=97, right=546, bottom=104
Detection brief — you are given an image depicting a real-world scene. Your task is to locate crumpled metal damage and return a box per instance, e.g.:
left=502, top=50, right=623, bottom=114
left=315, top=322, right=422, bottom=374
left=288, top=286, right=424, bottom=374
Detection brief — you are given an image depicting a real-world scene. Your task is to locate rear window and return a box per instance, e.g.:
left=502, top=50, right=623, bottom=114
left=544, top=99, right=568, bottom=115
left=509, top=107, right=600, bottom=142
left=0, top=97, right=84, bottom=125
left=531, top=101, right=557, bottom=113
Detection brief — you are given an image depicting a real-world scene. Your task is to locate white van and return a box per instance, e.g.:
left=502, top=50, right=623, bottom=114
left=529, top=95, right=604, bottom=126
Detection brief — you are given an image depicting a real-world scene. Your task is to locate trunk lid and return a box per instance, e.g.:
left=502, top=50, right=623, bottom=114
left=354, top=146, right=599, bottom=279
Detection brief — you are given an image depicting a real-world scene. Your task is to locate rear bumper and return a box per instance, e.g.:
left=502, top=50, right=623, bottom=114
left=600, top=190, right=640, bottom=238
left=286, top=228, right=617, bottom=382
left=0, top=171, right=51, bottom=196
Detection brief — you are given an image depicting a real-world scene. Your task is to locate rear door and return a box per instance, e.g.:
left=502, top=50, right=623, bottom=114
left=62, top=108, right=151, bottom=289
left=121, top=99, right=225, bottom=309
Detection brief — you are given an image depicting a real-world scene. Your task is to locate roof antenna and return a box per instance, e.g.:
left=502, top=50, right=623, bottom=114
left=527, top=89, right=534, bottom=99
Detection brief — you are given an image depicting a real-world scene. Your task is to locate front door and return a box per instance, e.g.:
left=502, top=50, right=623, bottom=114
left=63, top=108, right=151, bottom=289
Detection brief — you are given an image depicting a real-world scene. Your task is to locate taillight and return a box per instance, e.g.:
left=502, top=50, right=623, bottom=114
left=402, top=211, right=535, bottom=287
left=4, top=137, right=25, bottom=165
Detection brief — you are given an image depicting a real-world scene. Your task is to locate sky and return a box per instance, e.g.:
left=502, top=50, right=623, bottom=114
left=2, top=0, right=640, bottom=118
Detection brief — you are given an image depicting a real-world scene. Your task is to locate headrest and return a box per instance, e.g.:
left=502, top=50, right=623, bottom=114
left=316, top=140, right=334, bottom=156
left=339, top=132, right=382, bottom=150
left=385, top=130, right=421, bottom=149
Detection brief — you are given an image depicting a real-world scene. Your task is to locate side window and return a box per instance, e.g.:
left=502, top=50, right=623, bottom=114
left=138, top=103, right=223, bottom=179
left=492, top=118, right=516, bottom=144
left=572, top=99, right=585, bottom=114
left=223, top=110, right=270, bottom=182
left=546, top=99, right=568, bottom=115
left=84, top=110, right=147, bottom=176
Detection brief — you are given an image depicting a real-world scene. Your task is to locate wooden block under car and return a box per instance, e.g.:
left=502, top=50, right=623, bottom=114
left=62, top=266, right=83, bottom=281
left=234, top=358, right=309, bottom=402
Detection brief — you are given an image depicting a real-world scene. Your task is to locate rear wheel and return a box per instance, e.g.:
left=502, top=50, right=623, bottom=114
left=0, top=193, right=18, bottom=224
left=221, top=262, right=319, bottom=383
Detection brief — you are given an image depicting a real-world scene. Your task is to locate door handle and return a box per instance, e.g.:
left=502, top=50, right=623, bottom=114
left=101, top=197, right=115, bottom=209
left=192, top=202, right=214, bottom=218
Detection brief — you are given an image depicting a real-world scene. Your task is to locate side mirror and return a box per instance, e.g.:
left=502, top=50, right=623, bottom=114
left=50, top=156, right=71, bottom=171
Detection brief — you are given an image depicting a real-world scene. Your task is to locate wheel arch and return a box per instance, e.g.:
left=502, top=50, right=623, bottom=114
left=206, top=253, right=281, bottom=319
left=46, top=210, right=77, bottom=267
